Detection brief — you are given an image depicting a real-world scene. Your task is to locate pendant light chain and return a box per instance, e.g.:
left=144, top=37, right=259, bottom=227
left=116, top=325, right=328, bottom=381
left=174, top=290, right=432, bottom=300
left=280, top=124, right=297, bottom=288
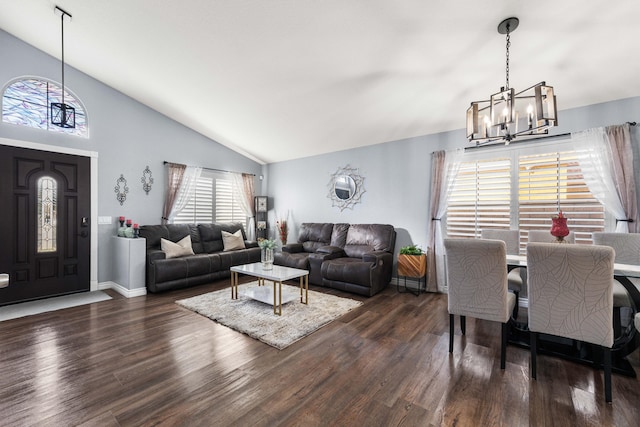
left=505, top=26, right=511, bottom=90
left=60, top=11, right=65, bottom=105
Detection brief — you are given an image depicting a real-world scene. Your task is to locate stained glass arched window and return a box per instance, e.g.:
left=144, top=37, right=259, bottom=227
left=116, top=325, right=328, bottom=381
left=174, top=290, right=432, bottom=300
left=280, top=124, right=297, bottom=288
left=2, top=77, right=88, bottom=137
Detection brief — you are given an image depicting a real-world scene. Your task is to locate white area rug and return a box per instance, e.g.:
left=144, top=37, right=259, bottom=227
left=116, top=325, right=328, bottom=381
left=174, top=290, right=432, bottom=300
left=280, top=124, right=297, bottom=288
left=176, top=282, right=363, bottom=350
left=0, top=291, right=112, bottom=322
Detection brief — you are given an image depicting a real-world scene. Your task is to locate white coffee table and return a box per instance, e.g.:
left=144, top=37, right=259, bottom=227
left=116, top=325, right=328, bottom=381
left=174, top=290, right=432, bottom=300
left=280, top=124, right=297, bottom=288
left=230, top=263, right=309, bottom=315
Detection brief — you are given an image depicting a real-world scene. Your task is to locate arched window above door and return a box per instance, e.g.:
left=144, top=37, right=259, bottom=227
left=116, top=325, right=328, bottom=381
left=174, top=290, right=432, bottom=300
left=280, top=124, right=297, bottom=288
left=2, top=77, right=88, bottom=137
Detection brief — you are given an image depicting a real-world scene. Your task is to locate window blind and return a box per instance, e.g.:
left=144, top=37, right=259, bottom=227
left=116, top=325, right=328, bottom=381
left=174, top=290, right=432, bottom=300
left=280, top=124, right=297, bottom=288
left=447, top=158, right=512, bottom=239
left=446, top=148, right=605, bottom=247
left=173, top=170, right=247, bottom=227
left=518, top=151, right=604, bottom=244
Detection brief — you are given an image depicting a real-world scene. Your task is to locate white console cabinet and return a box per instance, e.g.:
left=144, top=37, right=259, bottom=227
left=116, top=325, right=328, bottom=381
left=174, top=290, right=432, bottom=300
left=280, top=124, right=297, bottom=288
left=112, top=236, right=146, bottom=294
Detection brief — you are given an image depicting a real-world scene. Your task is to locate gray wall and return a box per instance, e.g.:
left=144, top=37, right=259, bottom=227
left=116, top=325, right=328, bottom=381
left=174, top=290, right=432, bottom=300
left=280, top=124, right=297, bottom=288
left=266, top=96, right=640, bottom=266
left=0, top=29, right=263, bottom=283
left=3, top=26, right=640, bottom=285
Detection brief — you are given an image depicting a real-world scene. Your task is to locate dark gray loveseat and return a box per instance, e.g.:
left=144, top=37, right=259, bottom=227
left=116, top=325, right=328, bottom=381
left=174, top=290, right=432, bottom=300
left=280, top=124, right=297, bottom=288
left=138, top=223, right=260, bottom=293
left=275, top=223, right=396, bottom=296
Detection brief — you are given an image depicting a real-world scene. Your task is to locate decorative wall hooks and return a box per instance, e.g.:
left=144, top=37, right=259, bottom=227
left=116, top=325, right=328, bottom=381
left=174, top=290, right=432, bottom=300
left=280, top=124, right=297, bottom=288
left=114, top=174, right=129, bottom=206
left=141, top=165, right=153, bottom=195
left=327, top=165, right=366, bottom=211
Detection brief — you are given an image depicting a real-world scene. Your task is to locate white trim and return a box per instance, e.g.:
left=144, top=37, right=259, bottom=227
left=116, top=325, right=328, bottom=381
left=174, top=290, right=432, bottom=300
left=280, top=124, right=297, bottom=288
left=99, top=281, right=147, bottom=298
left=0, top=137, right=99, bottom=291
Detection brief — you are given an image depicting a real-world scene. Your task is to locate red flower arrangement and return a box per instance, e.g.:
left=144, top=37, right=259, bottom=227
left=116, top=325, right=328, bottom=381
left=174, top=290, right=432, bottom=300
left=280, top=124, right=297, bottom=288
left=277, top=220, right=288, bottom=244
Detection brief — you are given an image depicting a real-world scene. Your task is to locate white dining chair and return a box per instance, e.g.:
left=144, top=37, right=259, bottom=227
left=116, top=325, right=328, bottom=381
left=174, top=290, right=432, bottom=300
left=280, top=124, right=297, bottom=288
left=527, top=242, right=615, bottom=403
left=445, top=238, right=516, bottom=369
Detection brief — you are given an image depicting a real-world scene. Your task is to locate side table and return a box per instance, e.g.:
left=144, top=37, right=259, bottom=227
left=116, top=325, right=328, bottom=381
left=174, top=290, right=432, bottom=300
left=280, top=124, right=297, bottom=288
left=112, top=236, right=146, bottom=292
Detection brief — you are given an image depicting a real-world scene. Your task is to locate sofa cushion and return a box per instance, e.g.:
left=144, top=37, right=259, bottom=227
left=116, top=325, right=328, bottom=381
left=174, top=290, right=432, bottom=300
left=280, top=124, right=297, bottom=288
left=199, top=223, right=247, bottom=253
left=161, top=235, right=195, bottom=259
left=140, top=224, right=202, bottom=253
left=343, top=224, right=396, bottom=258
left=321, top=257, right=375, bottom=288
left=297, top=223, right=334, bottom=252
left=222, top=230, right=246, bottom=251
left=275, top=252, right=310, bottom=270
left=330, top=223, right=350, bottom=248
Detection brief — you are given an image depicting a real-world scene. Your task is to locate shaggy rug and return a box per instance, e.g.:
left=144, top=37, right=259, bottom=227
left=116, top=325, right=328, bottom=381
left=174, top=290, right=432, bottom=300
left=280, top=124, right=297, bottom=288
left=176, top=282, right=363, bottom=350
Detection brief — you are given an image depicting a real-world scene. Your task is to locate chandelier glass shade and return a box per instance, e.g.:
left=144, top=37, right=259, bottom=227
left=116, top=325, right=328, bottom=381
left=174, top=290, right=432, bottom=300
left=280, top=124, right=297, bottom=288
left=466, top=18, right=557, bottom=145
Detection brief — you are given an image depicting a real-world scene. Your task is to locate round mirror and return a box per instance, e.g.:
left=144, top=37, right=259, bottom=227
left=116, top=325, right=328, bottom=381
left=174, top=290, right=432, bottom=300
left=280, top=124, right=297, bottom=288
left=327, top=165, right=366, bottom=211
left=334, top=175, right=356, bottom=200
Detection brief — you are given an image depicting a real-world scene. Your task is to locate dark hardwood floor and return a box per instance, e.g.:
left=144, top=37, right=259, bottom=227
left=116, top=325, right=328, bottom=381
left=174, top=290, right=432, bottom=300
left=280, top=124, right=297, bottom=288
left=1, top=279, right=639, bottom=426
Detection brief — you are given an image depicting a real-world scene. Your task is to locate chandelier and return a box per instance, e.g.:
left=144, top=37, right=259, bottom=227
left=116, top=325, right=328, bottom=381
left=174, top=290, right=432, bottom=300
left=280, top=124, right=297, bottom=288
left=466, top=17, right=557, bottom=145
left=51, top=6, right=75, bottom=128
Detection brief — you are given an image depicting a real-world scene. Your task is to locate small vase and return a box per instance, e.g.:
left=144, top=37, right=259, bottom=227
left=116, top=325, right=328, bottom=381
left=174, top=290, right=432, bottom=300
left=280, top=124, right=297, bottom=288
left=118, top=221, right=127, bottom=237
left=124, top=224, right=134, bottom=238
left=550, top=216, right=569, bottom=243
left=261, top=248, right=274, bottom=270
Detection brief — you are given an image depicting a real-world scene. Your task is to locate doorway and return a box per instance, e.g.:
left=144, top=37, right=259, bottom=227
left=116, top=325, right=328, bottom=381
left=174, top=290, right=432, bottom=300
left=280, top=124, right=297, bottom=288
left=0, top=144, right=91, bottom=306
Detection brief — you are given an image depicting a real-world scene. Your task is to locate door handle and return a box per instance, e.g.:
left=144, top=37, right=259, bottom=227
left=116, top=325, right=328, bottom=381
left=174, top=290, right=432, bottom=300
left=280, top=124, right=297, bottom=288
left=78, top=231, right=88, bottom=238
left=0, top=273, right=8, bottom=289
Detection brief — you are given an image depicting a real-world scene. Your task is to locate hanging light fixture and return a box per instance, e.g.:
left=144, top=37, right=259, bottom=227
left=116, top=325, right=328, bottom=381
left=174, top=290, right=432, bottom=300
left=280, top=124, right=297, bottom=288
left=466, top=17, right=557, bottom=145
left=51, top=6, right=75, bottom=128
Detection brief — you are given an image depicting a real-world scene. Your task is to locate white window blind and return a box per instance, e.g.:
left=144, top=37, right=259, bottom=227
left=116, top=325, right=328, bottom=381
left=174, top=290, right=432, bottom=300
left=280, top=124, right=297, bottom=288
left=518, top=151, right=604, bottom=244
left=447, top=158, right=512, bottom=239
left=173, top=170, right=247, bottom=228
left=215, top=179, right=246, bottom=225
left=446, top=146, right=605, bottom=247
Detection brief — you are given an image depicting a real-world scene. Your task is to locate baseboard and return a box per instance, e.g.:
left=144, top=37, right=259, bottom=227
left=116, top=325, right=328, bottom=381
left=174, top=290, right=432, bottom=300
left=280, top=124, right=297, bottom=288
left=98, top=281, right=147, bottom=298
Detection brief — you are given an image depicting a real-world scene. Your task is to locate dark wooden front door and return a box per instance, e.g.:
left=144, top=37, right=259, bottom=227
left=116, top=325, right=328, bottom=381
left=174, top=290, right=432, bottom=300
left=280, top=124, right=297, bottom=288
left=0, top=145, right=91, bottom=306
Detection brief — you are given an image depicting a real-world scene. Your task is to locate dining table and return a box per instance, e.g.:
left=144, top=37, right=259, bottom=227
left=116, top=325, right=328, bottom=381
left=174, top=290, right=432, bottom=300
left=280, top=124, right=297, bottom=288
left=506, top=254, right=640, bottom=377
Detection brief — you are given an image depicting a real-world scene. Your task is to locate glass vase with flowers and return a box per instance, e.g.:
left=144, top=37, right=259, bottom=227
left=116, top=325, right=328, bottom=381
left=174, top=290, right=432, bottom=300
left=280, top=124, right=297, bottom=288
left=258, top=238, right=277, bottom=270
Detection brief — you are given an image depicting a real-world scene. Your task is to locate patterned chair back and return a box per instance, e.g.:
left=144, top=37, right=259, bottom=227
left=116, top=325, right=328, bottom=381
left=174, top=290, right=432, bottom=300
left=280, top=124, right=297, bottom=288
left=527, top=242, right=614, bottom=347
left=444, top=238, right=511, bottom=324
left=592, top=232, right=640, bottom=265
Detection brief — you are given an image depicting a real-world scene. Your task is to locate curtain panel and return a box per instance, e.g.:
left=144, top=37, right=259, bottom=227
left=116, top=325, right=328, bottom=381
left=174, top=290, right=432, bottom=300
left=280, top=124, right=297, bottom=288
left=162, top=162, right=186, bottom=225
left=231, top=172, right=256, bottom=240
left=163, top=164, right=202, bottom=224
left=427, top=149, right=462, bottom=292
left=572, top=124, right=638, bottom=232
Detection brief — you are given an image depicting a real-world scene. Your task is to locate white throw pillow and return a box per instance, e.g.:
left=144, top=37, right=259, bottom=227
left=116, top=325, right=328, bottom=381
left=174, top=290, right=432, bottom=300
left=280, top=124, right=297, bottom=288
left=161, top=235, right=195, bottom=259
left=222, top=229, right=246, bottom=251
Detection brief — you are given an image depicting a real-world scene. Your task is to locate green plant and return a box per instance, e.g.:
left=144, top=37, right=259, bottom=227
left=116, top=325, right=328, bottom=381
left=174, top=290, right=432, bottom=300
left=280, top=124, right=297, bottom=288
left=258, top=238, right=277, bottom=250
left=399, top=244, right=424, bottom=255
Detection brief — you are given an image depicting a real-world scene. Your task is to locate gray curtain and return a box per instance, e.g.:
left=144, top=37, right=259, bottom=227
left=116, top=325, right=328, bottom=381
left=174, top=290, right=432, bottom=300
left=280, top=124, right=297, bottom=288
left=606, top=123, right=638, bottom=232
left=162, top=163, right=186, bottom=224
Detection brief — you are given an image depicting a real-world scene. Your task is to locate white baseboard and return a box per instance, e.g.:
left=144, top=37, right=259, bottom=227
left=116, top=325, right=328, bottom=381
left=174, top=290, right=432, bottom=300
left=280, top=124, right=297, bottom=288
left=98, top=281, right=147, bottom=298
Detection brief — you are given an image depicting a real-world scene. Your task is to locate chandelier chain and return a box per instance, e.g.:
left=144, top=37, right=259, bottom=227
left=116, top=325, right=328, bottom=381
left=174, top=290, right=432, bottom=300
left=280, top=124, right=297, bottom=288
left=505, top=29, right=510, bottom=90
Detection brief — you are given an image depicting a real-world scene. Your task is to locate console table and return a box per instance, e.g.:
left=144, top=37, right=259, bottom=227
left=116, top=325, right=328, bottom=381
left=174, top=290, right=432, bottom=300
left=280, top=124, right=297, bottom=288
left=112, top=236, right=146, bottom=293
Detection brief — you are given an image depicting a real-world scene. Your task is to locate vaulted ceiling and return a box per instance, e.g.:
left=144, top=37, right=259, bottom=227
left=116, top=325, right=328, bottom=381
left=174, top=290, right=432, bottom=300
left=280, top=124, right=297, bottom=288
left=1, top=1, right=639, bottom=164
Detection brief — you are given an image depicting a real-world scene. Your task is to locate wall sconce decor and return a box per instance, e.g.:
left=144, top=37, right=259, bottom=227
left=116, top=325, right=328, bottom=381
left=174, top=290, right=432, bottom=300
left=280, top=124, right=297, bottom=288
left=114, top=174, right=129, bottom=206
left=141, top=165, right=153, bottom=195
left=327, top=165, right=366, bottom=211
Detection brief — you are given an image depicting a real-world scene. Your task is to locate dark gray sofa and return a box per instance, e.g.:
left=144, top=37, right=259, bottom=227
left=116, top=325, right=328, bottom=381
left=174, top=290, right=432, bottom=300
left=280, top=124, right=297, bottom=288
left=275, top=223, right=396, bottom=296
left=138, top=223, right=260, bottom=293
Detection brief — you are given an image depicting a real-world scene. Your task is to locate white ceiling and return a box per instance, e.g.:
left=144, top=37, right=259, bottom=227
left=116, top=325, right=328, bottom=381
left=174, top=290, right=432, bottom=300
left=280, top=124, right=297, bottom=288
left=1, top=1, right=639, bottom=164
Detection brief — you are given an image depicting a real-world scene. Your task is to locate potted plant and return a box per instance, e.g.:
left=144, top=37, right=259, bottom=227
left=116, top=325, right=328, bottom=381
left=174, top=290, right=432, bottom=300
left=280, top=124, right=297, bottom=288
left=397, top=244, right=427, bottom=278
